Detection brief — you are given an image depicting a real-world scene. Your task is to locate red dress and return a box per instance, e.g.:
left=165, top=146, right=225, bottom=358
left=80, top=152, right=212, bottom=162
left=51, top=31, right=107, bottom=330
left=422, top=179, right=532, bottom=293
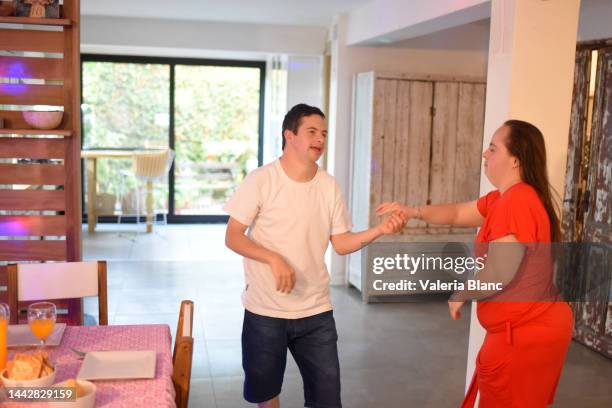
left=461, top=182, right=574, bottom=408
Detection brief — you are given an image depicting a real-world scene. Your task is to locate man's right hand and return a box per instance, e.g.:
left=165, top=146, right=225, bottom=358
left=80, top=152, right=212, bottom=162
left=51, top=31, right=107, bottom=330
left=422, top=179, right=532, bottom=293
left=269, top=254, right=296, bottom=294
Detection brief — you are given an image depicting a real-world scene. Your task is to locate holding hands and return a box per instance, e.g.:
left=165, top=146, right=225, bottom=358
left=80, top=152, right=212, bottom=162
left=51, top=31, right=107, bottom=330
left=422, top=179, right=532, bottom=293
left=376, top=202, right=419, bottom=220
left=376, top=209, right=409, bottom=235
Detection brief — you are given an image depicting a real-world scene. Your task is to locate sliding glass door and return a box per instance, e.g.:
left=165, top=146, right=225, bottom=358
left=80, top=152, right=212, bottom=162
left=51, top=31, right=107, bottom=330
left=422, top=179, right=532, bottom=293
left=81, top=55, right=265, bottom=222
left=81, top=61, right=170, bottom=217
left=173, top=65, right=261, bottom=216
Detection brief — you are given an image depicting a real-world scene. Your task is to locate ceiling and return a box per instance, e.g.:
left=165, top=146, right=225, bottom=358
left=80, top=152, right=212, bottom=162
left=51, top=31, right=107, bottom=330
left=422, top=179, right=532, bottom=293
left=81, top=0, right=609, bottom=51
left=379, top=19, right=490, bottom=51
left=81, top=0, right=371, bottom=27
left=370, top=0, right=606, bottom=51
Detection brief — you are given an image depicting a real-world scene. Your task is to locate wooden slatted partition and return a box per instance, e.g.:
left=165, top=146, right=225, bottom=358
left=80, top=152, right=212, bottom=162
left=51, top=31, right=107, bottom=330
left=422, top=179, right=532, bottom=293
left=0, top=163, right=66, bottom=185
left=0, top=215, right=67, bottom=236
left=0, top=29, right=65, bottom=53
left=0, top=56, right=65, bottom=80
left=0, top=0, right=83, bottom=325
left=0, top=137, right=66, bottom=159
left=0, top=190, right=67, bottom=211
left=0, top=84, right=64, bottom=105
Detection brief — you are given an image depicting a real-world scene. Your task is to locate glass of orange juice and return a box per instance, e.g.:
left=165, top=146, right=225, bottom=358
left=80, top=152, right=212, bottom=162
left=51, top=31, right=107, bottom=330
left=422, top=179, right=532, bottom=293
left=27, top=302, right=56, bottom=348
left=0, top=303, right=8, bottom=372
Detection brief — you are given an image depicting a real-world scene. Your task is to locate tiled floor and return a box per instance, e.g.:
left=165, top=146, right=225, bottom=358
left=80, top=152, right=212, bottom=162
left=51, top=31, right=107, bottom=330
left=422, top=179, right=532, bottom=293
left=83, top=224, right=612, bottom=408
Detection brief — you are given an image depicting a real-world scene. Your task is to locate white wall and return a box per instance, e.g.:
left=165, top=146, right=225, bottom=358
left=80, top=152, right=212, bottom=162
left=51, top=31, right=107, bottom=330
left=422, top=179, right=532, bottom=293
left=327, top=13, right=488, bottom=285
left=286, top=56, right=324, bottom=111
left=346, top=0, right=489, bottom=46
left=578, top=0, right=612, bottom=42
left=262, top=56, right=288, bottom=165
left=347, top=0, right=611, bottom=47
left=262, top=55, right=324, bottom=165
left=81, top=16, right=328, bottom=57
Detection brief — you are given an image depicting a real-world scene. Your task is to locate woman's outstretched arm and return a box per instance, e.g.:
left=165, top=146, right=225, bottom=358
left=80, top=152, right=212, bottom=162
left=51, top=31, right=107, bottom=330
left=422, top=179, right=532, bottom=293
left=376, top=200, right=484, bottom=227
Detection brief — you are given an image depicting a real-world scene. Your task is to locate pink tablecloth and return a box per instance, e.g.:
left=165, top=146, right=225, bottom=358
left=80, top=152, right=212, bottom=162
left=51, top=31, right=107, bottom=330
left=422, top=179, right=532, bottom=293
left=3, top=324, right=176, bottom=408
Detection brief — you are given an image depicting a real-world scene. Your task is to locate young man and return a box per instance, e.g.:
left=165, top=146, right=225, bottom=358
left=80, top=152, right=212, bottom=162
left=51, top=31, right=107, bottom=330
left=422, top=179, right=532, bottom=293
left=224, top=104, right=406, bottom=408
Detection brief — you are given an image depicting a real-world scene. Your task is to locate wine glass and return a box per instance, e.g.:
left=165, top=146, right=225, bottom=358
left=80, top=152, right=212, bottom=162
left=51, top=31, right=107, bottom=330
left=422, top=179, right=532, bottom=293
left=27, top=302, right=56, bottom=349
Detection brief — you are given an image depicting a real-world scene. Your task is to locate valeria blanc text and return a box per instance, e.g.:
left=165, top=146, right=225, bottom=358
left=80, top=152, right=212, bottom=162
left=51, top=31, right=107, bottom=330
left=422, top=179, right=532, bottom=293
left=372, top=279, right=503, bottom=292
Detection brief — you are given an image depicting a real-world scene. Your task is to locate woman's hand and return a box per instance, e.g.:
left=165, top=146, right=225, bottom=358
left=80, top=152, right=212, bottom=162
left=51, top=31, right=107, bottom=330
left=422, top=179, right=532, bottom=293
left=448, top=300, right=465, bottom=320
left=376, top=202, right=417, bottom=219
left=377, top=211, right=408, bottom=235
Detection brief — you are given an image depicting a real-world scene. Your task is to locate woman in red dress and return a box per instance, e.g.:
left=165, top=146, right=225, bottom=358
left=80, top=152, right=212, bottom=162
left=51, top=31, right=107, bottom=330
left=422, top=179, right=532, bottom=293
left=377, top=120, right=573, bottom=407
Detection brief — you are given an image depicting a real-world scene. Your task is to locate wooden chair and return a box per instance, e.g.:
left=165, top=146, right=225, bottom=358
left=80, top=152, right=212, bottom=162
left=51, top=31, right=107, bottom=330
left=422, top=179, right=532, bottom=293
left=7, top=261, right=108, bottom=326
left=173, top=300, right=194, bottom=408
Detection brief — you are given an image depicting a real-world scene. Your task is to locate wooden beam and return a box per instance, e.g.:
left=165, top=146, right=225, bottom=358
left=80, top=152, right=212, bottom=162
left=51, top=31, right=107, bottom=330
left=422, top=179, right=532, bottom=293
left=63, top=0, right=83, bottom=262
left=7, top=264, right=18, bottom=324
left=0, top=240, right=66, bottom=261
left=0, top=164, right=65, bottom=185
left=0, top=84, right=64, bottom=106
left=0, top=110, right=29, bottom=129
left=97, top=261, right=108, bottom=326
left=0, top=17, right=71, bottom=26
left=0, top=189, right=65, bottom=211
left=0, top=265, right=7, bottom=304
left=0, top=56, right=64, bottom=81
left=0, top=28, right=64, bottom=53
left=0, top=137, right=66, bottom=160
left=0, top=215, right=67, bottom=236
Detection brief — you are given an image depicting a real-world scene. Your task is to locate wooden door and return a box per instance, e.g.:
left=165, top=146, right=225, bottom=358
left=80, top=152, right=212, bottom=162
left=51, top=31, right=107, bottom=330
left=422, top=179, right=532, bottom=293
left=368, top=78, right=435, bottom=233
left=376, top=79, right=399, bottom=220
left=367, top=78, right=484, bottom=235
left=348, top=73, right=485, bottom=293
left=564, top=47, right=612, bottom=359
left=428, top=81, right=485, bottom=234
left=571, top=48, right=612, bottom=358
left=395, top=80, right=433, bottom=233
left=562, top=49, right=592, bottom=243
left=348, top=76, right=433, bottom=288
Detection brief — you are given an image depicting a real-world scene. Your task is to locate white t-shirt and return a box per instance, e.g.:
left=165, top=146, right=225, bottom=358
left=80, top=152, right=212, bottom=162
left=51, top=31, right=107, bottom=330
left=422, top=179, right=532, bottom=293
left=223, top=159, right=352, bottom=319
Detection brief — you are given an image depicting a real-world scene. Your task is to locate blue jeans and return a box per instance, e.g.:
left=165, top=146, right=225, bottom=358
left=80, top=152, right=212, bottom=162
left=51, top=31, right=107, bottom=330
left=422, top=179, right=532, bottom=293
left=242, top=309, right=342, bottom=408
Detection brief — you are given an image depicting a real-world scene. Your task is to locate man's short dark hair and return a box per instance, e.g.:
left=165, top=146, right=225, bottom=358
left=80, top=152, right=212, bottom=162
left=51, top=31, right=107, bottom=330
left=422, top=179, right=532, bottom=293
left=282, top=104, right=325, bottom=150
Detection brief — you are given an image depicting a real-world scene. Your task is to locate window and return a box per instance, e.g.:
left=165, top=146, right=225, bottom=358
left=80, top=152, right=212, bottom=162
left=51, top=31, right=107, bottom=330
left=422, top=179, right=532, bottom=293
left=81, top=55, right=265, bottom=222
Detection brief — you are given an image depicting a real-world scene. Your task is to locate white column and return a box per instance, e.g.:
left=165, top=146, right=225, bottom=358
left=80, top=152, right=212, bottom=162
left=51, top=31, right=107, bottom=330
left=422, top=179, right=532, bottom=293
left=466, top=0, right=581, bottom=397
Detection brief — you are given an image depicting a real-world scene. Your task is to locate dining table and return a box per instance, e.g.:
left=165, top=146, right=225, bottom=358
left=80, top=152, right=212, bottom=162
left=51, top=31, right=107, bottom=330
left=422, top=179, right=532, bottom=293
left=1, top=324, right=176, bottom=407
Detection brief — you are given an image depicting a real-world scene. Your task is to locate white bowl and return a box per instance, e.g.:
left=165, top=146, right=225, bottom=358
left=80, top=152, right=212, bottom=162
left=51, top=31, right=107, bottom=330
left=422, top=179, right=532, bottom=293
left=50, top=379, right=96, bottom=408
left=1, top=366, right=56, bottom=388
left=22, top=110, right=64, bottom=130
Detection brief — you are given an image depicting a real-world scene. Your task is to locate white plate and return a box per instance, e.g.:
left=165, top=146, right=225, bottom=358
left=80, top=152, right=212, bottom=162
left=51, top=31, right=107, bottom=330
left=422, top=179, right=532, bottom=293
left=7, top=323, right=66, bottom=348
left=77, top=351, right=156, bottom=381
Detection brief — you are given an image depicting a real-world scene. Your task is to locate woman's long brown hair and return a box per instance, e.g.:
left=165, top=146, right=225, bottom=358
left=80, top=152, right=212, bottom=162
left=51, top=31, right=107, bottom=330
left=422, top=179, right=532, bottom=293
left=503, top=120, right=562, bottom=242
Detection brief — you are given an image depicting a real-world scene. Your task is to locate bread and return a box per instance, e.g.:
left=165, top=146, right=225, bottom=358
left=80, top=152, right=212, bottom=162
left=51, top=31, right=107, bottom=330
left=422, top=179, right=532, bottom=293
left=5, top=350, right=54, bottom=380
